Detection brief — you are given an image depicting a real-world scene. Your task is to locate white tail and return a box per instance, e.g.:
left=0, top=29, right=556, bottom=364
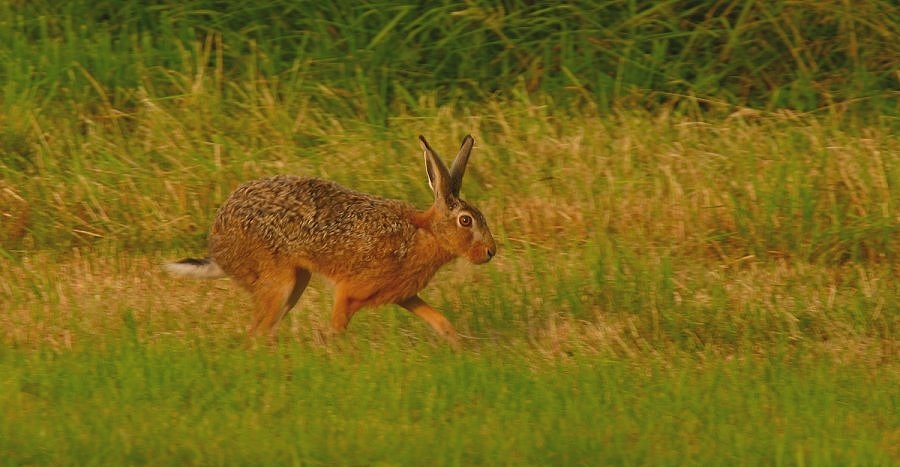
left=163, top=258, right=227, bottom=279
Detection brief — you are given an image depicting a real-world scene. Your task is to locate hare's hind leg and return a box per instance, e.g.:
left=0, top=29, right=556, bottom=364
left=250, top=268, right=311, bottom=336
left=399, top=295, right=461, bottom=350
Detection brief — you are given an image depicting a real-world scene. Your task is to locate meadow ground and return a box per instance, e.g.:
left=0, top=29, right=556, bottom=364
left=1, top=106, right=897, bottom=465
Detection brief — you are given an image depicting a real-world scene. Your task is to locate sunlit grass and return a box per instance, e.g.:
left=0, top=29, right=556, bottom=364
left=1, top=74, right=897, bottom=467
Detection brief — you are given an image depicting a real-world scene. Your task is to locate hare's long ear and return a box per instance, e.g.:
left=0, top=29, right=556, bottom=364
left=419, top=135, right=452, bottom=204
left=448, top=135, right=474, bottom=197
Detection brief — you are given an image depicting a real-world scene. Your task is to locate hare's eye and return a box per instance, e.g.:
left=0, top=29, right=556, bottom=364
left=458, top=214, right=473, bottom=228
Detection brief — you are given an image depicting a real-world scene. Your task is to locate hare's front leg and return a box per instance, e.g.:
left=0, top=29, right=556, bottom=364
left=330, top=284, right=367, bottom=333
left=399, top=295, right=461, bottom=350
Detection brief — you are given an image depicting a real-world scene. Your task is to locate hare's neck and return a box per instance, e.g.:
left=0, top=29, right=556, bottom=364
left=409, top=206, right=457, bottom=267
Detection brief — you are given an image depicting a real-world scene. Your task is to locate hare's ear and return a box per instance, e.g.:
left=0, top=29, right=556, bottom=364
left=418, top=135, right=452, bottom=203
left=448, top=135, right=474, bottom=197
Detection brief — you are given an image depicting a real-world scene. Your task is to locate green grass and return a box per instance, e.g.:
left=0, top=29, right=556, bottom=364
left=1, top=1, right=898, bottom=465
left=2, top=340, right=896, bottom=465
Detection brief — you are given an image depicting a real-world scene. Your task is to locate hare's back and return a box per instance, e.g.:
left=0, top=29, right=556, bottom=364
left=211, top=175, right=415, bottom=258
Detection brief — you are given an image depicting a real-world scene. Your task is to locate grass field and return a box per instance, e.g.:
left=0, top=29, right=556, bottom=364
left=1, top=1, right=898, bottom=465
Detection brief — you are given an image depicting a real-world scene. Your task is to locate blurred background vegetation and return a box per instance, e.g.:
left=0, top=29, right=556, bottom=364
left=2, top=0, right=897, bottom=125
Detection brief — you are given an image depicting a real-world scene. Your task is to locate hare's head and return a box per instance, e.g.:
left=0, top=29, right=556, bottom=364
left=419, top=135, right=496, bottom=264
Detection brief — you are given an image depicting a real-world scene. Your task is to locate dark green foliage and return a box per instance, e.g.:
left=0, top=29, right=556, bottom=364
left=2, top=0, right=898, bottom=122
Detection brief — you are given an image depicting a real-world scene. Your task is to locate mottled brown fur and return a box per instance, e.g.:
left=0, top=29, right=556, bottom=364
left=164, top=135, right=495, bottom=348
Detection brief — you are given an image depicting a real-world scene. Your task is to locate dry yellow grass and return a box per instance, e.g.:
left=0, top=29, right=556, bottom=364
left=1, top=242, right=893, bottom=366
left=0, top=96, right=896, bottom=363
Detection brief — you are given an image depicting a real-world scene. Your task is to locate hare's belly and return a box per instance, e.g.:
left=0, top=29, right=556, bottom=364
left=325, top=259, right=447, bottom=308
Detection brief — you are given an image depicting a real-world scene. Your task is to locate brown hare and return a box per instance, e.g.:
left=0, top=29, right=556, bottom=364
left=164, top=135, right=496, bottom=348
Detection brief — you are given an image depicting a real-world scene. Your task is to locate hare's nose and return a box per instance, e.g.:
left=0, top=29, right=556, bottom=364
left=487, top=246, right=496, bottom=259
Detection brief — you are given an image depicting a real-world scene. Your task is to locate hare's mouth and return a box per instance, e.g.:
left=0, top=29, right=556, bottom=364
left=467, top=244, right=496, bottom=264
